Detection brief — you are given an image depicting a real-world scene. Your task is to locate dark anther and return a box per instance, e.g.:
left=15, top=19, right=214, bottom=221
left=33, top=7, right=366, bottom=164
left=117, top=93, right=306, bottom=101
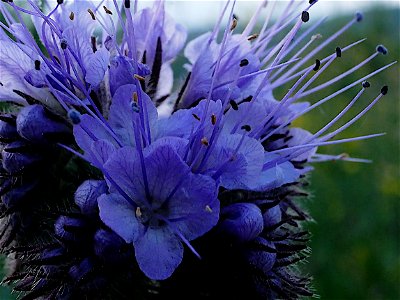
left=356, top=12, right=363, bottom=22
left=335, top=47, right=342, bottom=58
left=103, top=6, right=112, bottom=15
left=60, top=40, right=67, bottom=50
left=301, top=11, right=309, bottom=23
left=91, top=36, right=97, bottom=53
left=313, top=59, right=321, bottom=71
left=124, top=0, right=130, bottom=8
left=192, top=113, right=200, bottom=121
left=211, top=114, right=217, bottom=125
left=34, top=60, right=40, bottom=70
left=381, top=86, right=388, bottom=95
left=309, top=0, right=317, bottom=4
left=57, top=0, right=63, bottom=4
left=69, top=11, right=74, bottom=20
left=240, top=59, right=249, bottom=67
left=230, top=18, right=238, bottom=31
left=68, top=109, right=81, bottom=125
left=233, top=14, right=239, bottom=20
left=87, top=9, right=96, bottom=20
left=362, top=81, right=370, bottom=88
left=230, top=100, right=239, bottom=111
left=376, top=45, right=388, bottom=55
left=241, top=125, right=251, bottom=132
left=201, top=138, right=209, bottom=147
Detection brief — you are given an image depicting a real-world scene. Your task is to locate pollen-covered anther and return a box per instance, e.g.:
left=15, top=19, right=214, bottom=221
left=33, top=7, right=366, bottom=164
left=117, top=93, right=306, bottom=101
left=205, top=205, right=213, bottom=213
left=201, top=137, right=209, bottom=147
left=134, top=74, right=146, bottom=81
left=132, top=92, right=138, bottom=103
left=247, top=33, right=259, bottom=41
left=34, top=60, right=41, bottom=70
left=376, top=45, right=388, bottom=55
left=211, top=114, right=217, bottom=125
left=362, top=81, right=371, bottom=88
left=192, top=113, right=200, bottom=121
left=103, top=6, right=113, bottom=15
left=339, top=153, right=350, bottom=159
left=381, top=85, right=388, bottom=95
left=311, top=33, right=322, bottom=40
left=135, top=207, right=142, bottom=218
left=313, top=59, right=321, bottom=71
left=241, top=125, right=251, bottom=132
left=240, top=59, right=249, bottom=67
left=230, top=100, right=239, bottom=111
left=335, top=47, right=342, bottom=58
left=301, top=11, right=310, bottom=23
left=87, top=9, right=96, bottom=20
left=69, top=11, right=74, bottom=20
left=230, top=17, right=238, bottom=31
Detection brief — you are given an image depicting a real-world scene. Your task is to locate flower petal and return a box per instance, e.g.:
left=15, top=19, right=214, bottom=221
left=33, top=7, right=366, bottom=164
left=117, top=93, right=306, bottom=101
left=98, top=193, right=140, bottom=244
left=135, top=226, right=183, bottom=280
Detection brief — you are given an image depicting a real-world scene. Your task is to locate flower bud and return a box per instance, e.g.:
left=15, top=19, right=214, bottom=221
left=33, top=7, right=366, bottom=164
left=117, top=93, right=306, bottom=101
left=16, top=105, right=69, bottom=144
left=219, top=203, right=264, bottom=242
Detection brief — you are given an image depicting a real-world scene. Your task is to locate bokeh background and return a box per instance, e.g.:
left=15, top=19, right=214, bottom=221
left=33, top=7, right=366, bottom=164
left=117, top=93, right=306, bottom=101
left=0, top=1, right=399, bottom=299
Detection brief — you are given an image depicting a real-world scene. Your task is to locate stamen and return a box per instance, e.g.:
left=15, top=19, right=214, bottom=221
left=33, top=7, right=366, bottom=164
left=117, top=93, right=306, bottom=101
left=381, top=85, right=388, bottom=95
left=201, top=137, right=209, bottom=147
left=240, top=59, right=249, bottom=67
left=124, top=0, right=130, bottom=9
left=134, top=74, right=146, bottom=81
left=103, top=6, right=112, bottom=15
left=87, top=9, right=96, bottom=20
left=335, top=47, right=342, bottom=58
left=356, top=12, right=363, bottom=22
left=230, top=100, right=239, bottom=111
left=211, top=114, right=217, bottom=125
left=362, top=81, right=370, bottom=88
left=241, top=125, right=251, bottom=132
left=247, top=33, right=259, bottom=41
left=135, top=207, right=142, bottom=218
left=376, top=44, right=388, bottom=55
left=69, top=11, right=74, bottom=20
left=34, top=60, right=40, bottom=70
left=301, top=11, right=309, bottom=23
left=57, top=0, right=63, bottom=4
left=230, top=17, right=238, bottom=31
left=205, top=205, right=213, bottom=213
left=91, top=36, right=97, bottom=53
left=313, top=59, right=321, bottom=71
left=67, top=109, right=81, bottom=125
left=60, top=39, right=67, bottom=50
left=192, top=113, right=200, bottom=121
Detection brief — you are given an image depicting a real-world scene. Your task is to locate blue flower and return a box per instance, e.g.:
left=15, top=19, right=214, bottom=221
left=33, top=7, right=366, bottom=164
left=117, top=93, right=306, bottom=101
left=98, top=142, right=219, bottom=280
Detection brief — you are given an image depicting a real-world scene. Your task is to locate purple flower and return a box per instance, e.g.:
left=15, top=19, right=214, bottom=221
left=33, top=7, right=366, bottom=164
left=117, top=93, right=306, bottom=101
left=98, top=142, right=219, bottom=280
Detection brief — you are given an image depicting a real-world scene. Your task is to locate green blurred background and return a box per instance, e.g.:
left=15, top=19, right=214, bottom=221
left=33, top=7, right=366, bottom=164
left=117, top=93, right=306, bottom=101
left=0, top=4, right=399, bottom=300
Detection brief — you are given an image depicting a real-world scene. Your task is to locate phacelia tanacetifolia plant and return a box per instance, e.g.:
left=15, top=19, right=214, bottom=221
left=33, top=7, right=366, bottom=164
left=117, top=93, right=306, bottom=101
left=0, top=0, right=395, bottom=299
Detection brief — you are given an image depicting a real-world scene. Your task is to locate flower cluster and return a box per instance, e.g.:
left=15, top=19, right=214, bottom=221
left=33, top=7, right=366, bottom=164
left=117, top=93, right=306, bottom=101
left=0, top=0, right=393, bottom=299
